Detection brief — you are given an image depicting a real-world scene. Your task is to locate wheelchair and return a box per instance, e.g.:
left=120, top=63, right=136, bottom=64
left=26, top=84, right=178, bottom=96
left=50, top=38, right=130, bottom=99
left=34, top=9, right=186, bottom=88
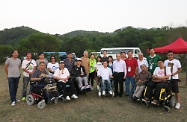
left=97, top=77, right=114, bottom=97
left=142, top=80, right=176, bottom=112
left=26, top=77, right=58, bottom=109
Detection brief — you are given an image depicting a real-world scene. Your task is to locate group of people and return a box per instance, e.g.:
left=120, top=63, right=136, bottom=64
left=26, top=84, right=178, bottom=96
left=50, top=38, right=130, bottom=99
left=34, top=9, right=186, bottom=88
left=4, top=48, right=181, bottom=109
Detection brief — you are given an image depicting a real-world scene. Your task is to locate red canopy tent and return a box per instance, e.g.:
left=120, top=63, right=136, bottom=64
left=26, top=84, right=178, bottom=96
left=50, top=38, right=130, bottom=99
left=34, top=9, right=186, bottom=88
left=153, top=37, right=187, bottom=86
left=154, top=37, right=187, bottom=54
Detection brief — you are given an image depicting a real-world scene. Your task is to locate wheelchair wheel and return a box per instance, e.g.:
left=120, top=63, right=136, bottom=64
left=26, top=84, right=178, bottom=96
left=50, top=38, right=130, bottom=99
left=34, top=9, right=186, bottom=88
left=26, top=94, right=34, bottom=105
left=37, top=100, right=46, bottom=109
left=163, top=106, right=170, bottom=112
left=169, top=96, right=176, bottom=108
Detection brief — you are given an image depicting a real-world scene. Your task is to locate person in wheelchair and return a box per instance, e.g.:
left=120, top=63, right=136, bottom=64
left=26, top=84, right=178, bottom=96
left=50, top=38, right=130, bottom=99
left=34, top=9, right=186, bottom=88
left=53, top=61, right=78, bottom=101
left=132, top=64, right=152, bottom=101
left=97, top=61, right=113, bottom=96
left=72, top=58, right=91, bottom=91
left=142, top=59, right=171, bottom=105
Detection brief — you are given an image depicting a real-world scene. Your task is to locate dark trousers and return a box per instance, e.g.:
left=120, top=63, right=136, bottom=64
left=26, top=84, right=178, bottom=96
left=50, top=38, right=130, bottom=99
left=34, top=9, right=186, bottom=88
left=113, top=72, right=124, bottom=95
left=145, top=81, right=167, bottom=100
left=58, top=79, right=75, bottom=98
left=8, top=77, right=20, bottom=102
left=88, top=71, right=95, bottom=86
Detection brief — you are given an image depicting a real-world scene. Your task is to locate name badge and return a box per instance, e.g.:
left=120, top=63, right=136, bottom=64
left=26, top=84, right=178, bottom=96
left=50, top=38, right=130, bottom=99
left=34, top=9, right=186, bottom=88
left=150, top=65, right=152, bottom=70
left=128, top=66, right=131, bottom=72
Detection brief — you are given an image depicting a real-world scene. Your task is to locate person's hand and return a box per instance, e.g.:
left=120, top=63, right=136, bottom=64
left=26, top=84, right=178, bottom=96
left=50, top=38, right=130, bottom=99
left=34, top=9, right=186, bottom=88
left=123, top=76, right=126, bottom=79
left=138, top=80, right=142, bottom=82
left=172, top=73, right=176, bottom=76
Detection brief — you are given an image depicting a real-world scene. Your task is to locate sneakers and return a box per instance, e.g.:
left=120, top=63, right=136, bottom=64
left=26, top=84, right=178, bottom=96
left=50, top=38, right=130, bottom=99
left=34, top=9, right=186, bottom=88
left=86, top=85, right=91, bottom=89
left=109, top=91, right=112, bottom=95
left=102, top=91, right=106, bottom=96
left=175, top=103, right=181, bottom=109
left=11, top=101, right=16, bottom=106
left=98, top=91, right=101, bottom=97
left=22, top=97, right=26, bottom=101
left=80, top=86, right=85, bottom=91
left=71, top=94, right=78, bottom=99
left=66, top=96, right=71, bottom=101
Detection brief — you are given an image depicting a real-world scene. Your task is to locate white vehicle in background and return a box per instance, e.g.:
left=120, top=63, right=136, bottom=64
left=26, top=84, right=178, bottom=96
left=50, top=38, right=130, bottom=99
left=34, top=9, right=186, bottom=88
left=91, top=52, right=101, bottom=57
left=100, top=47, right=141, bottom=60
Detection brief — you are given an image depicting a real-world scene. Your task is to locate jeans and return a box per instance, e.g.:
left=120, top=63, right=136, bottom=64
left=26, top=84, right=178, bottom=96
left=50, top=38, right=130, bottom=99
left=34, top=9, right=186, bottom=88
left=22, top=76, right=30, bottom=97
left=125, top=76, right=136, bottom=95
left=8, top=77, right=20, bottom=102
left=101, top=79, right=112, bottom=92
left=76, top=77, right=88, bottom=88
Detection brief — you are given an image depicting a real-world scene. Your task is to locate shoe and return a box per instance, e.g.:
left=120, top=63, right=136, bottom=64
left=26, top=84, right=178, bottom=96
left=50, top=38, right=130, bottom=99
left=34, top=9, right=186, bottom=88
left=71, top=94, right=78, bottom=99
left=80, top=86, right=85, bottom=91
left=151, top=100, right=158, bottom=105
left=66, top=96, right=71, bottom=101
left=109, top=91, right=112, bottom=95
left=97, top=85, right=100, bottom=90
left=142, top=97, right=149, bottom=102
left=11, top=101, right=16, bottom=106
left=175, top=103, right=181, bottom=109
left=86, top=85, right=91, bottom=89
left=102, top=91, right=106, bottom=96
left=21, top=97, right=26, bottom=101
left=98, top=92, right=101, bottom=97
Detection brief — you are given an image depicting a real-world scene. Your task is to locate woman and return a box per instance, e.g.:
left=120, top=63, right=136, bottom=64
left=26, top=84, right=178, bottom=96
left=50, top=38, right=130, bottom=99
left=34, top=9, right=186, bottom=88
left=89, top=54, right=96, bottom=87
left=108, top=56, right=113, bottom=73
left=47, top=56, right=59, bottom=77
left=95, top=56, right=103, bottom=89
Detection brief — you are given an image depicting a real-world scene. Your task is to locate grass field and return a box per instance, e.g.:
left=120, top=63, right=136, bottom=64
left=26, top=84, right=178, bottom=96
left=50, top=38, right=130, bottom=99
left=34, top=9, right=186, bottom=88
left=0, top=65, right=187, bottom=122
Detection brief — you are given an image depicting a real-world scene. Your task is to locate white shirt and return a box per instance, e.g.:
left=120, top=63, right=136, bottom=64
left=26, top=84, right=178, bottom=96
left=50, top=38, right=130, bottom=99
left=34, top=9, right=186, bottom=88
left=53, top=68, right=70, bottom=82
left=164, top=59, right=181, bottom=79
left=97, top=67, right=112, bottom=80
left=47, top=62, right=59, bottom=77
left=153, top=67, right=171, bottom=80
left=113, top=59, right=127, bottom=76
left=137, top=59, right=148, bottom=73
left=22, top=59, right=37, bottom=77
left=95, top=62, right=103, bottom=71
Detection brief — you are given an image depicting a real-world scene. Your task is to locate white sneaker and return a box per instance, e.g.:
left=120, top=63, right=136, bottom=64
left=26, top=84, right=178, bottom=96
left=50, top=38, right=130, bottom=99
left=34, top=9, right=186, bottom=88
left=97, top=85, right=100, bottom=90
left=109, top=91, right=112, bottom=95
left=80, top=86, right=85, bottom=91
left=71, top=94, right=78, bottom=99
left=98, top=92, right=101, bottom=97
left=66, top=96, right=71, bottom=101
left=11, top=101, right=16, bottom=106
left=102, top=91, right=106, bottom=96
left=175, top=103, right=181, bottom=109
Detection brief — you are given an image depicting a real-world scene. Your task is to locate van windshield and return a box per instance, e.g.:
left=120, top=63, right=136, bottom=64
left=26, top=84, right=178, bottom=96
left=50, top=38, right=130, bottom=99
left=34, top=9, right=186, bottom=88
left=101, top=49, right=133, bottom=54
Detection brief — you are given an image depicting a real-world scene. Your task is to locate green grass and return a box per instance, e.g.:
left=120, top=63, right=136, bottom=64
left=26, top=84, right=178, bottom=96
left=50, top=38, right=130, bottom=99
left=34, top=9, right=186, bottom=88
left=0, top=65, right=187, bottom=122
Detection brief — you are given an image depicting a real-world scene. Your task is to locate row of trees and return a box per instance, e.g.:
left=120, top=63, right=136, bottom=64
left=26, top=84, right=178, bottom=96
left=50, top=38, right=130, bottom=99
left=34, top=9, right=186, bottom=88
left=0, top=26, right=187, bottom=63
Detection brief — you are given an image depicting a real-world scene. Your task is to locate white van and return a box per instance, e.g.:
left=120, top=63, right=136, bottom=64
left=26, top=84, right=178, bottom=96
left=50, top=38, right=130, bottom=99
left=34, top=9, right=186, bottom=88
left=100, top=47, right=141, bottom=59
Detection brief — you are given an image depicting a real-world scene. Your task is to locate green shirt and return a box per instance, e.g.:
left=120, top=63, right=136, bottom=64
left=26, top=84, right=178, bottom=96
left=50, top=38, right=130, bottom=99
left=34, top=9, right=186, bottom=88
left=147, top=55, right=160, bottom=74
left=90, top=59, right=96, bottom=73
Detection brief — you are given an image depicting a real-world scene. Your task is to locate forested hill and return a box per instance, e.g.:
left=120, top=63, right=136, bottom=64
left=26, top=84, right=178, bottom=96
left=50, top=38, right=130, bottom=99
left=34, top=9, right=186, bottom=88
left=0, top=26, right=187, bottom=63
left=0, top=26, right=39, bottom=45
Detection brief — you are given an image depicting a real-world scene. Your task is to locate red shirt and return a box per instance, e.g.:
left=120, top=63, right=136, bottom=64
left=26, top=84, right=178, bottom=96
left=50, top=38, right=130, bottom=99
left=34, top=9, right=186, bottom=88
left=125, top=58, right=138, bottom=76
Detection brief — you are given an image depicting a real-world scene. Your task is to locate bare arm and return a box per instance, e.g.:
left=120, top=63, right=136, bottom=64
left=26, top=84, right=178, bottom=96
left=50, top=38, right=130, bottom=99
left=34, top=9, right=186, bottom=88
left=30, top=77, right=41, bottom=81
left=4, top=64, right=8, bottom=78
left=173, top=68, right=182, bottom=76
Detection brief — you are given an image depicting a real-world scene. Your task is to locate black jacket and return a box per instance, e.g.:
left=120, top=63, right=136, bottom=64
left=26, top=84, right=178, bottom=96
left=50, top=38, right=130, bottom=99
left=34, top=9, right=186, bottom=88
left=72, top=65, right=87, bottom=77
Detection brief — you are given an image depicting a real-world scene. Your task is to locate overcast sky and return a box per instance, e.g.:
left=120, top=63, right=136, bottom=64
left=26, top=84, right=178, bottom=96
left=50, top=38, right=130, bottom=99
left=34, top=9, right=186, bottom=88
left=0, top=0, right=187, bottom=34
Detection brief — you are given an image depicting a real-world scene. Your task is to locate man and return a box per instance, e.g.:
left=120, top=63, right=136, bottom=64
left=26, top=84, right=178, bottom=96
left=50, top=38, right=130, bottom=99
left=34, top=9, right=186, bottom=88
left=81, top=51, right=90, bottom=77
left=125, top=51, right=138, bottom=96
left=30, top=62, right=48, bottom=83
left=137, top=53, right=148, bottom=73
left=113, top=53, right=127, bottom=97
left=21, top=52, right=36, bottom=101
left=132, top=64, right=152, bottom=100
left=53, top=61, right=78, bottom=100
left=4, top=50, right=21, bottom=106
left=147, top=48, right=160, bottom=74
left=143, top=59, right=171, bottom=105
left=72, top=58, right=90, bottom=90
left=120, top=51, right=127, bottom=61
left=101, top=50, right=108, bottom=63
left=64, top=52, right=75, bottom=74
left=36, top=52, right=48, bottom=69
left=47, top=56, right=59, bottom=77
left=97, top=61, right=113, bottom=96
left=164, top=50, right=182, bottom=109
